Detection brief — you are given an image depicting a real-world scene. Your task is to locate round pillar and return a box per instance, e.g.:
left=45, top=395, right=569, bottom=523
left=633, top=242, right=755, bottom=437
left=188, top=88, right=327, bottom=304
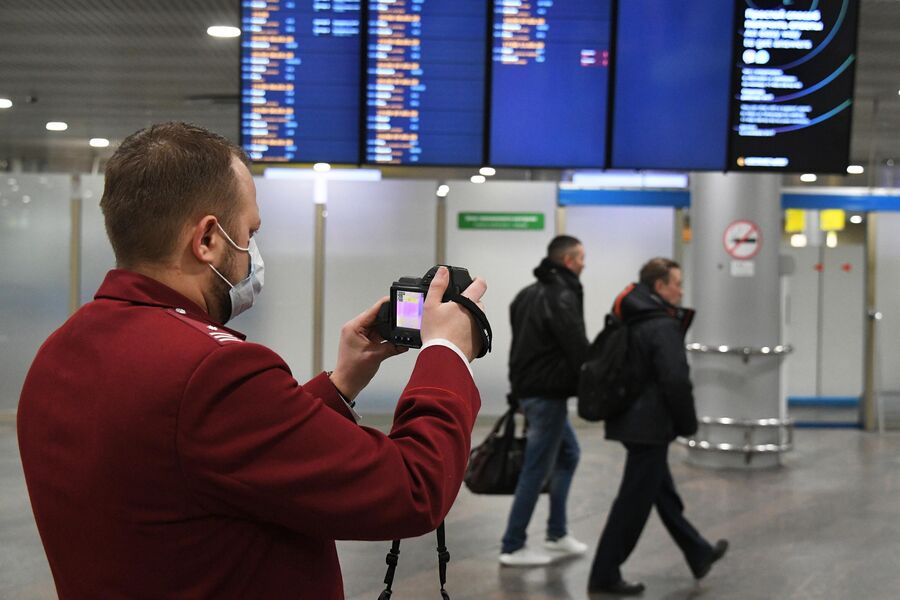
left=687, top=172, right=788, bottom=469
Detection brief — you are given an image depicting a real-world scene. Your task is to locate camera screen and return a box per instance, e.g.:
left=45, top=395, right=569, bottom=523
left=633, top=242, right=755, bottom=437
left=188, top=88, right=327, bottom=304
left=396, top=290, right=424, bottom=330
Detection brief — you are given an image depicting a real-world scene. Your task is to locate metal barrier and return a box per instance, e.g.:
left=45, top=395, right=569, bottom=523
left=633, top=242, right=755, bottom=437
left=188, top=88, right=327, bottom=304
left=686, top=342, right=793, bottom=363
left=679, top=416, right=794, bottom=465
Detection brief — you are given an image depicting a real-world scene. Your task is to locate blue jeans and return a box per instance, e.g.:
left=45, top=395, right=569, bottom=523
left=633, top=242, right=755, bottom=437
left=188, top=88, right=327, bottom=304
left=501, top=396, right=581, bottom=554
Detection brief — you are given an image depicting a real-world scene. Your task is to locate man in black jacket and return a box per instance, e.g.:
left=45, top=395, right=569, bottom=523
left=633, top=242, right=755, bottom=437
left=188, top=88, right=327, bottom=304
left=500, top=236, right=591, bottom=567
left=588, top=258, right=727, bottom=596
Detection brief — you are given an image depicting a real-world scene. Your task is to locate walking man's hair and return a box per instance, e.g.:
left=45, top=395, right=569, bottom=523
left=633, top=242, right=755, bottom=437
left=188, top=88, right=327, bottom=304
left=639, top=258, right=680, bottom=288
left=547, top=235, right=582, bottom=264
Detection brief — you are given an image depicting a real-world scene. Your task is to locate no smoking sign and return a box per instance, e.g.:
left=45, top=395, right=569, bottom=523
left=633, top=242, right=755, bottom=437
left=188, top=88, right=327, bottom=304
left=723, top=220, right=761, bottom=260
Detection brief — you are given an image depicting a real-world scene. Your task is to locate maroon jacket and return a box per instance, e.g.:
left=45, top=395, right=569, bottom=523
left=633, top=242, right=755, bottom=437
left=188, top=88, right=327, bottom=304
left=18, top=270, right=481, bottom=599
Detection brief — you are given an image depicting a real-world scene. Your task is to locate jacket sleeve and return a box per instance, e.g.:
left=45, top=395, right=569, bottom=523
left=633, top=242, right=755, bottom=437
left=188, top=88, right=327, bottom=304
left=544, top=287, right=590, bottom=371
left=649, top=320, right=698, bottom=437
left=175, top=343, right=480, bottom=541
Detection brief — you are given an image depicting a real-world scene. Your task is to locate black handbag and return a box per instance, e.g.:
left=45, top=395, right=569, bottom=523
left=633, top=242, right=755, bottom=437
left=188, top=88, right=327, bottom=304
left=464, top=396, right=549, bottom=495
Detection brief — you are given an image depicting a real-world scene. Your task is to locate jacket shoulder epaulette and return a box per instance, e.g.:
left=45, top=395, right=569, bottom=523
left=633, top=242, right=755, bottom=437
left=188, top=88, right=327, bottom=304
left=164, top=308, right=243, bottom=346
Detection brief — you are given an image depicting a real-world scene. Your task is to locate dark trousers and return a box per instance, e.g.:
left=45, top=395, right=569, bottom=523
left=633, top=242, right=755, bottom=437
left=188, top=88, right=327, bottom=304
left=588, top=442, right=713, bottom=587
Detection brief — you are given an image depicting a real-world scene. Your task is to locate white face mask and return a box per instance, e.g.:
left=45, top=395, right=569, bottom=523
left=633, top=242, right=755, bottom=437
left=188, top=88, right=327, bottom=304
left=209, top=222, right=265, bottom=322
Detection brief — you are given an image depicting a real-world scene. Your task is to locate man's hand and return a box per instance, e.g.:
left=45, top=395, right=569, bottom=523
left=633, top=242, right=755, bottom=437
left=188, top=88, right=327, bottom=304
left=330, top=297, right=407, bottom=401
left=420, top=266, right=488, bottom=362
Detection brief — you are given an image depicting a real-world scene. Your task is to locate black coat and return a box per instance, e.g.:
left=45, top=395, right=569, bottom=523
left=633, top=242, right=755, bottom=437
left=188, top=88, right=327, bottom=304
left=508, top=258, right=589, bottom=400
left=604, top=283, right=698, bottom=444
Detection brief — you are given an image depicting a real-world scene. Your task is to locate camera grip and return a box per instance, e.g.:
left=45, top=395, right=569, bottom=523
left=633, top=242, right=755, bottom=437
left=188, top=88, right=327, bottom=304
left=373, top=301, right=393, bottom=341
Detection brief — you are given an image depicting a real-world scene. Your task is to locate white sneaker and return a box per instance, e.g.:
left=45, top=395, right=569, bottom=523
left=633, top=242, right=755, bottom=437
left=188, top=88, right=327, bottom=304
left=499, top=546, right=554, bottom=567
left=543, top=535, right=588, bottom=556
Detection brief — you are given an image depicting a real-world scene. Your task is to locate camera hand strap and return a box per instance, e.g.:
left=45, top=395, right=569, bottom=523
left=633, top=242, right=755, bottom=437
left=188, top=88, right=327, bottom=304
left=377, top=538, right=401, bottom=600
left=436, top=521, right=450, bottom=600
left=378, top=521, right=451, bottom=599
left=447, top=294, right=492, bottom=359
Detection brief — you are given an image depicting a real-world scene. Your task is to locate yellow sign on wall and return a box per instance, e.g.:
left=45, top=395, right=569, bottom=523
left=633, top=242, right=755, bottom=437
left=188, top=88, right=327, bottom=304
left=785, top=209, right=805, bottom=233
left=820, top=209, right=846, bottom=232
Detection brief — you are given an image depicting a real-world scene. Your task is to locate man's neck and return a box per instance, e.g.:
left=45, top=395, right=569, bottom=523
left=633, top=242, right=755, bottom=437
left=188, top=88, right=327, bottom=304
left=129, top=262, right=210, bottom=314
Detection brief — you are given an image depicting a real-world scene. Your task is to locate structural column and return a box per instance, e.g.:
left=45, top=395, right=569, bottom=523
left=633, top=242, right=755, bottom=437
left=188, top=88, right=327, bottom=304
left=688, top=172, right=787, bottom=468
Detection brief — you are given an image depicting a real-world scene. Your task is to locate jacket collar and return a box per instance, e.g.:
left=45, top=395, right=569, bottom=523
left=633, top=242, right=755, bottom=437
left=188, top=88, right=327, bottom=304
left=614, top=282, right=695, bottom=333
left=94, top=269, right=247, bottom=340
left=533, top=257, right=582, bottom=292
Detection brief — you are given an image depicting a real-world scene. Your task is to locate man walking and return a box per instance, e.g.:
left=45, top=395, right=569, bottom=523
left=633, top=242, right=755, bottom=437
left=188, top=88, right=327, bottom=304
left=588, top=258, right=727, bottom=595
left=499, top=235, right=591, bottom=566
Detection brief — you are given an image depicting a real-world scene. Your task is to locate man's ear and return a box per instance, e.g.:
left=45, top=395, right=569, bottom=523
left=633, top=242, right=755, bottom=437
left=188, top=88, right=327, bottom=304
left=191, top=216, right=220, bottom=264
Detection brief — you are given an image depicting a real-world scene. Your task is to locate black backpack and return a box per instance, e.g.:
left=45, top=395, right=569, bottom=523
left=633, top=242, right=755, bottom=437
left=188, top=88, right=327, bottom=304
left=577, top=313, right=644, bottom=422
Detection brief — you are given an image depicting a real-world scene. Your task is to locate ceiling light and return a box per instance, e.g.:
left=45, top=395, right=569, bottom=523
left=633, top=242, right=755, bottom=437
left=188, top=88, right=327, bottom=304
left=846, top=165, right=864, bottom=175
left=470, top=175, right=486, bottom=184
left=207, top=26, right=241, bottom=38
left=0, top=98, right=12, bottom=109
left=46, top=121, right=68, bottom=131
left=436, top=184, right=450, bottom=198
left=313, top=162, right=331, bottom=172
left=479, top=166, right=496, bottom=177
left=849, top=215, right=863, bottom=224
left=89, top=138, right=110, bottom=148
left=800, top=173, right=817, bottom=183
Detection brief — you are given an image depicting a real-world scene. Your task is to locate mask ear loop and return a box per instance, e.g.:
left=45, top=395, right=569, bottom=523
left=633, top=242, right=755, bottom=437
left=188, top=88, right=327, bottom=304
left=215, top=222, right=250, bottom=252
left=209, top=264, right=236, bottom=289
left=208, top=221, right=252, bottom=288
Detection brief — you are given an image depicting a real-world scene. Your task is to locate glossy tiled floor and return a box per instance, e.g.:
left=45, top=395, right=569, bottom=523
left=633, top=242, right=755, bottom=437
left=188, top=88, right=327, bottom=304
left=3, top=417, right=900, bottom=599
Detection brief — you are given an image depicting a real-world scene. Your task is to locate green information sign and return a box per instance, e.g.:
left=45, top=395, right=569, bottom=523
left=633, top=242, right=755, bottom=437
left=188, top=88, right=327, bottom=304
left=457, top=212, right=545, bottom=230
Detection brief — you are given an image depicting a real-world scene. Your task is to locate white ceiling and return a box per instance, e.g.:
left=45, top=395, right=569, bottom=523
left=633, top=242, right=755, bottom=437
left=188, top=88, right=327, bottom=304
left=0, top=0, right=897, bottom=178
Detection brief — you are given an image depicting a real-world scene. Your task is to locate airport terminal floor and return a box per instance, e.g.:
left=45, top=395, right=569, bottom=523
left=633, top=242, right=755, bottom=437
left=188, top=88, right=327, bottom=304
left=4, top=415, right=900, bottom=600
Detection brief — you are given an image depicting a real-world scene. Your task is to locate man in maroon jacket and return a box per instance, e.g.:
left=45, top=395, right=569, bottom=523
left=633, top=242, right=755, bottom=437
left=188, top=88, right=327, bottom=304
left=17, top=122, right=486, bottom=599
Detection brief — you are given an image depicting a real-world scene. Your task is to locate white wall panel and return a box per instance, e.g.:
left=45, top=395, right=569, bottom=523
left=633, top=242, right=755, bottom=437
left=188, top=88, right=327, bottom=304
left=229, top=178, right=316, bottom=377
left=445, top=181, right=557, bottom=415
left=820, top=244, right=865, bottom=396
left=875, top=214, right=900, bottom=397
left=782, top=244, right=865, bottom=399
left=564, top=205, right=675, bottom=340
left=680, top=235, right=694, bottom=308
left=1, top=175, right=71, bottom=410
left=323, top=180, right=437, bottom=414
left=80, top=174, right=115, bottom=303
left=782, top=246, right=821, bottom=397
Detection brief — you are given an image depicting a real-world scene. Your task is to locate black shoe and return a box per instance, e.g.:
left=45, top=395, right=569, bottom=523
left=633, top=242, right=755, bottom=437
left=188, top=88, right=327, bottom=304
left=694, top=539, right=729, bottom=579
left=589, top=579, right=646, bottom=596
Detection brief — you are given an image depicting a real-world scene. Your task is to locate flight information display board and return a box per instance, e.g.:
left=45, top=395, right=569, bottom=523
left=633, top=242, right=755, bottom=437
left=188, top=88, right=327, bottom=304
left=611, top=0, right=734, bottom=171
left=728, top=0, right=860, bottom=173
left=239, top=0, right=860, bottom=172
left=364, top=0, right=487, bottom=166
left=489, top=0, right=612, bottom=168
left=240, top=0, right=362, bottom=163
